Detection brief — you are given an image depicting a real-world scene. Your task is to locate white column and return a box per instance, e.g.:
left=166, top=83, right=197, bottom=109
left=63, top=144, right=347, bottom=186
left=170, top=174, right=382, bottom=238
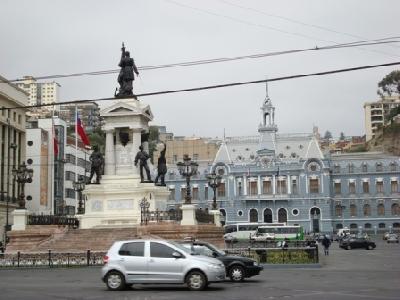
left=105, top=130, right=115, bottom=175
left=131, top=129, right=142, bottom=176
left=272, top=175, right=276, bottom=194
left=287, top=176, right=291, bottom=194
left=257, top=175, right=262, bottom=195
left=243, top=175, right=247, bottom=195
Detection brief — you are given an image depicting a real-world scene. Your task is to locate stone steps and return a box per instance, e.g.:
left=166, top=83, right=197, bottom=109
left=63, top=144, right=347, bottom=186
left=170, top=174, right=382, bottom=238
left=6, top=224, right=224, bottom=253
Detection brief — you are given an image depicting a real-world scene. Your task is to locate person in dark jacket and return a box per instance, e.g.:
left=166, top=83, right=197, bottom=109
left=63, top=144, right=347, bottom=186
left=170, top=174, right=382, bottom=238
left=321, top=235, right=331, bottom=256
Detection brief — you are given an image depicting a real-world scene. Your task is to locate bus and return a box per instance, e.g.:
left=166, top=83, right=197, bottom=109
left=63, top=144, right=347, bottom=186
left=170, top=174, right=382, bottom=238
left=250, top=225, right=304, bottom=241
left=223, top=223, right=285, bottom=241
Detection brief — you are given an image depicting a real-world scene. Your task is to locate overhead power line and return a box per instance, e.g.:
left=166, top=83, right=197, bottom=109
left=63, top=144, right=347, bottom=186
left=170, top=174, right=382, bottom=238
left=2, top=60, right=400, bottom=111
left=219, top=0, right=400, bottom=50
left=166, top=0, right=400, bottom=58
left=3, top=38, right=400, bottom=83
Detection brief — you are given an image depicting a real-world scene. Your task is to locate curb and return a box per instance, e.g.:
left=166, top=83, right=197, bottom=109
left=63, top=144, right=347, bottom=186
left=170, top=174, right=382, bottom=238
left=260, top=263, right=322, bottom=269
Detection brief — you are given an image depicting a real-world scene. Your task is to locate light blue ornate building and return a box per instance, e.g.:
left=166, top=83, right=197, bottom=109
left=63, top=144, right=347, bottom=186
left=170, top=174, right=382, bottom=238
left=164, top=89, right=400, bottom=233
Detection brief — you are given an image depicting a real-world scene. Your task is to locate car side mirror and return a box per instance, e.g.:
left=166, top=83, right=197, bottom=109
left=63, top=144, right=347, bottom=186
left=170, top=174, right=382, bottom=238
left=212, top=251, right=218, bottom=258
left=172, top=251, right=183, bottom=259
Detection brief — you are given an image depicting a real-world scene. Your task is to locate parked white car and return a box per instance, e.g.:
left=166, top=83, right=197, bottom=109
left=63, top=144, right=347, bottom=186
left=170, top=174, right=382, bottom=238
left=102, top=239, right=226, bottom=291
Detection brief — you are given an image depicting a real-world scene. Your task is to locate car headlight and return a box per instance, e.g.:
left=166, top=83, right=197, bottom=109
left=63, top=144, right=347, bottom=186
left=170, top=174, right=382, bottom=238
left=253, top=261, right=259, bottom=266
left=207, top=262, right=224, bottom=270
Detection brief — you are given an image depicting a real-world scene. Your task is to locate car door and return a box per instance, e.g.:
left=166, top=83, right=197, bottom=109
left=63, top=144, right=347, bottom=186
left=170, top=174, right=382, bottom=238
left=118, top=241, right=147, bottom=283
left=147, top=241, right=186, bottom=283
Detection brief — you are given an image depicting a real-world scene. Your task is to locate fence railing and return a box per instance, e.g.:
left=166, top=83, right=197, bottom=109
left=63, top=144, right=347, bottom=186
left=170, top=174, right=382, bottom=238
left=0, top=250, right=105, bottom=268
left=141, top=209, right=215, bottom=225
left=28, top=215, right=79, bottom=228
left=226, top=240, right=317, bottom=249
left=195, top=209, right=214, bottom=224
left=224, top=246, right=319, bottom=264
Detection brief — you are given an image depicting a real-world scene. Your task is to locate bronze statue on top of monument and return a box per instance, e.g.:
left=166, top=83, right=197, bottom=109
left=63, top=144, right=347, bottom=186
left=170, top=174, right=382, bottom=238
left=115, top=42, right=139, bottom=98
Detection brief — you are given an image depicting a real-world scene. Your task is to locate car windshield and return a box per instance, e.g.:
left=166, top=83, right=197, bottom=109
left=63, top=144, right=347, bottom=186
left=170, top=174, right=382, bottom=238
left=202, top=243, right=226, bottom=256
left=169, top=241, right=194, bottom=255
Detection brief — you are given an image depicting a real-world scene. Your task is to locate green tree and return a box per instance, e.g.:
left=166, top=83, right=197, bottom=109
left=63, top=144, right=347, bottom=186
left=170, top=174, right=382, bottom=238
left=339, top=132, right=345, bottom=140
left=323, top=130, right=332, bottom=140
left=378, top=70, right=400, bottom=97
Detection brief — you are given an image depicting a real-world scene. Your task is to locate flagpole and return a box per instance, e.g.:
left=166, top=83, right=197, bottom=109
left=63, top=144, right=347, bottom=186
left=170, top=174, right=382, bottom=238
left=51, top=110, right=55, bottom=215
left=75, top=105, right=78, bottom=213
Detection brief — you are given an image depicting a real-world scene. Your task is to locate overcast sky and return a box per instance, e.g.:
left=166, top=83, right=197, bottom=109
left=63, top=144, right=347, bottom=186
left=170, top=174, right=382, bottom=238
left=1, top=0, right=399, bottom=139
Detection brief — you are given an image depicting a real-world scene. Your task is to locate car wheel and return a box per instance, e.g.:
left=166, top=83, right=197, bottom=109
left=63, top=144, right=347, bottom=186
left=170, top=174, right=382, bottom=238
left=186, top=270, right=207, bottom=291
left=229, top=265, right=245, bottom=282
left=346, top=245, right=351, bottom=250
left=367, top=245, right=373, bottom=250
left=105, top=271, right=126, bottom=291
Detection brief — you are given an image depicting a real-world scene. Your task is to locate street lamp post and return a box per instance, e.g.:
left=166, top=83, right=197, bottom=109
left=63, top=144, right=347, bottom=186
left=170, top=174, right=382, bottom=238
left=177, top=155, right=198, bottom=205
left=73, top=176, right=86, bottom=214
left=12, top=162, right=33, bottom=209
left=207, top=171, right=222, bottom=210
left=341, top=205, right=346, bottom=229
left=140, top=197, right=150, bottom=225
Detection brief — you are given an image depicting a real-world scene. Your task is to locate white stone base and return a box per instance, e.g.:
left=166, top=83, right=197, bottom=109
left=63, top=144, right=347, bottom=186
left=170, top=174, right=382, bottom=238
left=11, top=209, right=29, bottom=231
left=209, top=210, right=222, bottom=227
left=78, top=174, right=170, bottom=229
left=180, top=204, right=197, bottom=226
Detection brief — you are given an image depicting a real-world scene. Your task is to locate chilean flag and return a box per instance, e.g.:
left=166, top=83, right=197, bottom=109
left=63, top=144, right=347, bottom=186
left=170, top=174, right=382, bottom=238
left=76, top=113, right=90, bottom=146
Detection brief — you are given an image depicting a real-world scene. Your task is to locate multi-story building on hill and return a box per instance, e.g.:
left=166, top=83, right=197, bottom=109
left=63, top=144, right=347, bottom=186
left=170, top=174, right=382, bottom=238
left=16, top=76, right=60, bottom=111
left=152, top=126, right=220, bottom=168
left=364, top=96, right=400, bottom=141
left=59, top=102, right=101, bottom=133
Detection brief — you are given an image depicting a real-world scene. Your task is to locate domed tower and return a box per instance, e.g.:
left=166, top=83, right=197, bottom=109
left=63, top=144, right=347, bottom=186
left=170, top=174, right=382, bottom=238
left=258, top=82, right=278, bottom=160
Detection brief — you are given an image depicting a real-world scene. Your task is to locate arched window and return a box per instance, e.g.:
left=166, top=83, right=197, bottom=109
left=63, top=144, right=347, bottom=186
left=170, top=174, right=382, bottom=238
left=249, top=208, right=258, bottom=222
left=278, top=208, right=288, bottom=223
left=377, top=203, right=385, bottom=216
left=393, top=223, right=400, bottom=228
left=362, top=163, right=368, bottom=172
left=363, top=204, right=371, bottom=216
left=350, top=223, right=358, bottom=229
left=350, top=204, right=357, bottom=217
left=378, top=223, right=386, bottom=229
left=335, top=205, right=342, bottom=217
left=263, top=208, right=273, bottom=223
left=376, top=162, right=383, bottom=172
left=392, top=203, right=400, bottom=216
left=390, top=162, right=397, bottom=172
left=364, top=223, right=372, bottom=229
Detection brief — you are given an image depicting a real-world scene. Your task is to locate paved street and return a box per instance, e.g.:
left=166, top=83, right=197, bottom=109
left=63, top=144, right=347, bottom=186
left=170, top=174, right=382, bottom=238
left=0, top=239, right=399, bottom=300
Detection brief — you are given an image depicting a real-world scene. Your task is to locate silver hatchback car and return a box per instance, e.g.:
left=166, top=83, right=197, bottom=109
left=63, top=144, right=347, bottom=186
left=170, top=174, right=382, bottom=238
left=102, top=239, right=226, bottom=291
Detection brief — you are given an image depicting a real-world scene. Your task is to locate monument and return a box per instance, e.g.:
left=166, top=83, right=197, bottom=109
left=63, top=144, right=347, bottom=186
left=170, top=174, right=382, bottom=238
left=78, top=44, right=169, bottom=229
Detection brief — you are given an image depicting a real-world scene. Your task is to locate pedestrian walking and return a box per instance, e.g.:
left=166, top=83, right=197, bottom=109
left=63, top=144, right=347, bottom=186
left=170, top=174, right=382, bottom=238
left=322, top=235, right=331, bottom=256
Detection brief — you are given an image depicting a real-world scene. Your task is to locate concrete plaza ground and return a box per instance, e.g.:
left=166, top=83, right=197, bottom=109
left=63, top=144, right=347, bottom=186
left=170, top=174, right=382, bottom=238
left=0, top=238, right=399, bottom=300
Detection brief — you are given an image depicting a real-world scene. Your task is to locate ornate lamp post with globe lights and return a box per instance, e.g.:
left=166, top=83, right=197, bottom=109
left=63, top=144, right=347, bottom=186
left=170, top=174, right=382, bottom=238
left=73, top=176, right=86, bottom=214
left=176, top=154, right=198, bottom=205
left=140, top=197, right=150, bottom=225
left=177, top=154, right=198, bottom=225
left=12, top=162, right=34, bottom=209
left=207, top=171, right=222, bottom=210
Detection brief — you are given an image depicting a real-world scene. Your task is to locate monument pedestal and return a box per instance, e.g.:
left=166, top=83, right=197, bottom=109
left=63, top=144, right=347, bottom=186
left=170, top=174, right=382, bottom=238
left=77, top=97, right=171, bottom=229
left=210, top=210, right=222, bottom=227
left=79, top=175, right=170, bottom=229
left=180, top=204, right=197, bottom=226
left=11, top=209, right=29, bottom=231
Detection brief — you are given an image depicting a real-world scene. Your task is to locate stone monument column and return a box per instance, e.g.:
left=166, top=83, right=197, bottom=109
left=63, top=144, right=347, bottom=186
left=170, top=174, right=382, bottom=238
left=105, top=129, right=115, bottom=175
